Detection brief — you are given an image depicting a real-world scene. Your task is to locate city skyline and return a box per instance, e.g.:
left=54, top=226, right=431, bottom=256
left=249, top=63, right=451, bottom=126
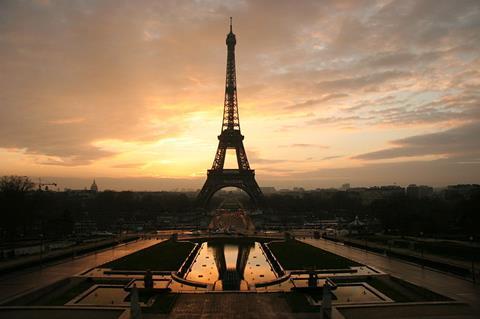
left=1, top=0, right=480, bottom=190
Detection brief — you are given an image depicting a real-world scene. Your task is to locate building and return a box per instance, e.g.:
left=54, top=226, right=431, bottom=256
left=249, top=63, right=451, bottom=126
left=73, top=215, right=97, bottom=235
left=406, top=184, right=434, bottom=198
left=346, top=185, right=404, bottom=204
left=444, top=184, right=480, bottom=200
left=260, top=187, right=276, bottom=194
left=90, top=179, right=98, bottom=193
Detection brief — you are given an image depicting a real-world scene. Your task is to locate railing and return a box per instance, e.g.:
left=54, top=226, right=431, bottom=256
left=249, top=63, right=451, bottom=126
left=177, top=242, right=201, bottom=278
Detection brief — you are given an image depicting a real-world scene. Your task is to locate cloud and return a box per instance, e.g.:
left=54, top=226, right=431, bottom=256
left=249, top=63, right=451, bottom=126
left=34, top=148, right=115, bottom=166
left=28, top=156, right=480, bottom=191
left=320, top=155, right=344, bottom=161
left=49, top=117, right=86, bottom=125
left=354, top=123, right=480, bottom=160
left=248, top=150, right=287, bottom=165
left=0, top=0, right=479, bottom=184
left=316, top=71, right=411, bottom=92
left=325, top=0, right=480, bottom=56
left=110, top=163, right=145, bottom=169
left=284, top=93, right=349, bottom=110
left=285, top=157, right=480, bottom=187
left=280, top=144, right=329, bottom=149
left=307, top=115, right=372, bottom=126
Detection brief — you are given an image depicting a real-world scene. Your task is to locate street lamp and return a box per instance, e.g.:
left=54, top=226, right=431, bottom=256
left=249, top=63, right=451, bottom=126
left=39, top=233, right=44, bottom=267
left=470, top=236, right=476, bottom=283
left=420, top=232, right=424, bottom=269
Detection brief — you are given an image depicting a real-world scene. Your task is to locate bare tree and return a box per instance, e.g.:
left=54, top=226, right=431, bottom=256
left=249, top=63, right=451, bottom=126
left=0, top=176, right=34, bottom=194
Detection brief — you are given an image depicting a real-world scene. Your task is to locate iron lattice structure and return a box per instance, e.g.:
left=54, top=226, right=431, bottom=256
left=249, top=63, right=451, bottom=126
left=197, top=18, right=265, bottom=209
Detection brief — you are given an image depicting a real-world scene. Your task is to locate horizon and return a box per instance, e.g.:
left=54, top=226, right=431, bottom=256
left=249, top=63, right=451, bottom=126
left=1, top=0, right=480, bottom=188
left=7, top=175, right=476, bottom=192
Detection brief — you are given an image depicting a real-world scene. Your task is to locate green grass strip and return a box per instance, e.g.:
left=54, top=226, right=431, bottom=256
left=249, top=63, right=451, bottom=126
left=103, top=240, right=194, bottom=271
left=269, top=240, right=361, bottom=270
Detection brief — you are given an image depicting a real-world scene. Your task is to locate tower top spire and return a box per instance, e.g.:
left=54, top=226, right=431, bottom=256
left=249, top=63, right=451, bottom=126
left=226, top=17, right=236, bottom=46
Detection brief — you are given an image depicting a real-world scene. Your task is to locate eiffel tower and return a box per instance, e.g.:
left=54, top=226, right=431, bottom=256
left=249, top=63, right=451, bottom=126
left=197, top=18, right=265, bottom=209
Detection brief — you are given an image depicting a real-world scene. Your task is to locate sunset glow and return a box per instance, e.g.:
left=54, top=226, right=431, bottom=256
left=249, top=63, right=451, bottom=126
left=1, top=0, right=479, bottom=190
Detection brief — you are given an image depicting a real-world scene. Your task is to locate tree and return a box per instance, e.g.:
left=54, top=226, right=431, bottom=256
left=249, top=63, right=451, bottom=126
left=0, top=175, right=34, bottom=193
left=0, top=176, right=34, bottom=240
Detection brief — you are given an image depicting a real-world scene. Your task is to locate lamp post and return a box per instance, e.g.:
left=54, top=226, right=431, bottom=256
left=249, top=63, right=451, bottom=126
left=470, top=236, right=476, bottom=283
left=39, top=233, right=44, bottom=267
left=420, top=232, right=424, bottom=269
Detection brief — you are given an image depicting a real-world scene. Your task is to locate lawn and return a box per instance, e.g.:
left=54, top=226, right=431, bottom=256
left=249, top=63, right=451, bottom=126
left=268, top=240, right=361, bottom=270
left=103, top=240, right=195, bottom=271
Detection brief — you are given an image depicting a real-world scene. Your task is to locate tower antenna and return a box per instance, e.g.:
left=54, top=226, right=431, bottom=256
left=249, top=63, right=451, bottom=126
left=230, top=17, right=232, bottom=33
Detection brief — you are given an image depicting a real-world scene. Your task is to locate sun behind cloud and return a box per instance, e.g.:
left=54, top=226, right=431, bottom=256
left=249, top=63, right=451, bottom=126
left=0, top=0, right=479, bottom=188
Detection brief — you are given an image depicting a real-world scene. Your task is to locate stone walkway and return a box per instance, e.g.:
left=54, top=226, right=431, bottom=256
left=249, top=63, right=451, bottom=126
left=301, top=238, right=480, bottom=315
left=0, top=239, right=160, bottom=304
left=0, top=235, right=138, bottom=274
left=145, top=293, right=319, bottom=319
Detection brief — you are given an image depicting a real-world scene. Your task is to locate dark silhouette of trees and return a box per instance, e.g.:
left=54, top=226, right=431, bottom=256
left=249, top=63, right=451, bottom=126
left=1, top=174, right=479, bottom=241
left=0, top=175, right=34, bottom=193
left=265, top=190, right=480, bottom=237
left=456, top=190, right=480, bottom=236
left=0, top=176, right=34, bottom=240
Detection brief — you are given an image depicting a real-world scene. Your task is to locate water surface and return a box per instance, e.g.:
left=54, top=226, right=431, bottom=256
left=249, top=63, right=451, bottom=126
left=185, top=241, right=277, bottom=290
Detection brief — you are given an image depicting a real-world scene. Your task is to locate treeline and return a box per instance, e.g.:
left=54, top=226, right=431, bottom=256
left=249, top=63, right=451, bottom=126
left=0, top=176, right=195, bottom=241
left=1, top=176, right=479, bottom=241
left=266, top=191, right=480, bottom=237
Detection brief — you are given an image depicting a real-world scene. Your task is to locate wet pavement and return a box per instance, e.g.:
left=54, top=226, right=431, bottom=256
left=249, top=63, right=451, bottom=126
left=301, top=238, right=480, bottom=314
left=0, top=238, right=160, bottom=304
left=149, top=293, right=319, bottom=319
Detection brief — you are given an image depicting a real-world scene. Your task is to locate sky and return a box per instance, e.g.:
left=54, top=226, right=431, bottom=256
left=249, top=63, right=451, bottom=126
left=1, top=0, right=479, bottom=191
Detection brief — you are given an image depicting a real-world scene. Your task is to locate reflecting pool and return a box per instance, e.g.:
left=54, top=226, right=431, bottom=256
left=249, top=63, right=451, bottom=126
left=185, top=241, right=277, bottom=290
left=333, top=285, right=386, bottom=303
left=74, top=286, right=129, bottom=306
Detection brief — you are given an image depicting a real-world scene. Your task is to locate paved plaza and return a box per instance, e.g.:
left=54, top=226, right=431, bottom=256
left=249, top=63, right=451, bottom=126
left=1, top=237, right=479, bottom=318
left=301, top=238, right=480, bottom=315
left=0, top=239, right=160, bottom=304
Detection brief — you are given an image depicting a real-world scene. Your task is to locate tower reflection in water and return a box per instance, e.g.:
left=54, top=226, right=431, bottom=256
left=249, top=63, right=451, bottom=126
left=212, top=242, right=252, bottom=290
left=185, top=241, right=277, bottom=290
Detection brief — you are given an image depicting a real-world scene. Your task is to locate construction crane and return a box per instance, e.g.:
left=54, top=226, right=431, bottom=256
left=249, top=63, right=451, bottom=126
left=37, top=178, right=57, bottom=191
